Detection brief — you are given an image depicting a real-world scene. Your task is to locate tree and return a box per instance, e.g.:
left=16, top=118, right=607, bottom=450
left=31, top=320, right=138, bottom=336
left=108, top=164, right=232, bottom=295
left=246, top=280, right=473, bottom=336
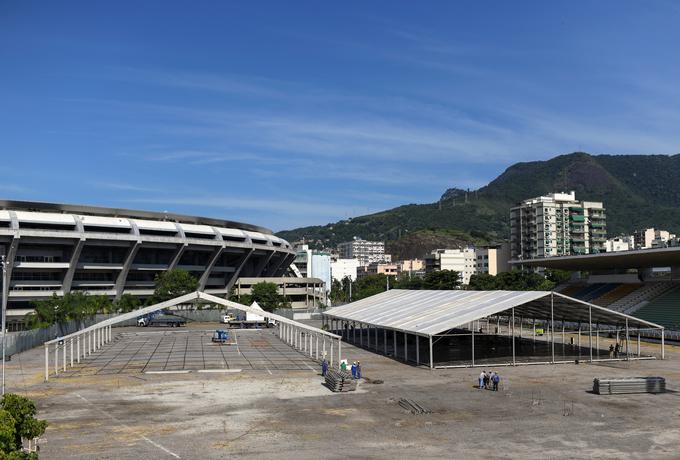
left=114, top=294, right=141, bottom=313
left=468, top=270, right=555, bottom=291
left=353, top=274, right=388, bottom=300
left=152, top=269, right=199, bottom=303
left=0, top=394, right=47, bottom=458
left=233, top=282, right=289, bottom=312
left=421, top=270, right=462, bottom=290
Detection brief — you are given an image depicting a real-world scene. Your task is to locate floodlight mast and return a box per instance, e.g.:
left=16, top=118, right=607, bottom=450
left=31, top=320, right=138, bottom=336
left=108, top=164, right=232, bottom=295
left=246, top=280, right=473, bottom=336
left=1, top=255, right=6, bottom=395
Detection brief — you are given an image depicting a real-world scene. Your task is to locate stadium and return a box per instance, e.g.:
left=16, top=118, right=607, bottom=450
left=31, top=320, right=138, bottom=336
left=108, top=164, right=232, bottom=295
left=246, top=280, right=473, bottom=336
left=0, top=200, right=295, bottom=327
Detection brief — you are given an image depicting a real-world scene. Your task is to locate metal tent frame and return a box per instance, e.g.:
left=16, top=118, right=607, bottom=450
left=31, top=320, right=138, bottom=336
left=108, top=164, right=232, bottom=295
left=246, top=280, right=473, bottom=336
left=322, top=290, right=665, bottom=369
left=43, top=291, right=341, bottom=381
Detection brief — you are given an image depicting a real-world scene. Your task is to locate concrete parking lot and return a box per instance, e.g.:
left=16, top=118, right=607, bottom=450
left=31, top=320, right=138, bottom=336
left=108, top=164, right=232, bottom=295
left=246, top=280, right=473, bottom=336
left=6, top=321, right=680, bottom=459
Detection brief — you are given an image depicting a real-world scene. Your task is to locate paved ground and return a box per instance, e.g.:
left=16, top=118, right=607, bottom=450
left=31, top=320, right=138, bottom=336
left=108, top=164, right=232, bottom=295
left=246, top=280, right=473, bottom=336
left=7, top=321, right=680, bottom=459
left=62, top=329, right=318, bottom=376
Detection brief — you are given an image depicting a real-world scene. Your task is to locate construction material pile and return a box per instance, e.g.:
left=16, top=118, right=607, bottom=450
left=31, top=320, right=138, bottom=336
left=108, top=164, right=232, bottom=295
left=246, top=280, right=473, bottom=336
left=593, top=377, right=666, bottom=395
left=324, top=369, right=357, bottom=392
left=398, top=398, right=432, bottom=414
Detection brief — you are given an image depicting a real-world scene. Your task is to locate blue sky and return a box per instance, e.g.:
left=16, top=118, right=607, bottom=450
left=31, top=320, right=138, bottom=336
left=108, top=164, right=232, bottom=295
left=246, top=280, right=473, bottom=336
left=2, top=2, right=680, bottom=231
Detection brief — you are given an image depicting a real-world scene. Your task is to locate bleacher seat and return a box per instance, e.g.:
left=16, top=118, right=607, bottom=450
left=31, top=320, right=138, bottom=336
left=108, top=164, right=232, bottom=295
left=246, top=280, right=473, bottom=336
left=633, top=285, right=680, bottom=329
left=592, top=284, right=640, bottom=307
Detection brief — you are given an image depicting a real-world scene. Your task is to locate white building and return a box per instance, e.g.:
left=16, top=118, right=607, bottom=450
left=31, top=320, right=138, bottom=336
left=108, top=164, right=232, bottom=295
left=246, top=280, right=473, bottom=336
left=294, top=245, right=331, bottom=294
left=337, top=238, right=389, bottom=266
left=474, top=244, right=510, bottom=275
left=633, top=228, right=676, bottom=249
left=331, top=258, right=360, bottom=282
left=605, top=236, right=635, bottom=252
left=424, top=248, right=477, bottom=285
left=510, top=191, right=606, bottom=260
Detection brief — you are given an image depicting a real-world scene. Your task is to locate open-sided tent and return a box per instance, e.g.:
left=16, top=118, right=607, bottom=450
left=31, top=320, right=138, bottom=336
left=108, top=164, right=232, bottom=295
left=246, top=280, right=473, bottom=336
left=43, top=291, right=341, bottom=380
left=323, top=290, right=664, bottom=368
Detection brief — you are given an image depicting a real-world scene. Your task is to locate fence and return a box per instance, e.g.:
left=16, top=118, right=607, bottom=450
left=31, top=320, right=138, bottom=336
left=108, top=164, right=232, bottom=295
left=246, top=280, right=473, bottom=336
left=3, top=314, right=137, bottom=357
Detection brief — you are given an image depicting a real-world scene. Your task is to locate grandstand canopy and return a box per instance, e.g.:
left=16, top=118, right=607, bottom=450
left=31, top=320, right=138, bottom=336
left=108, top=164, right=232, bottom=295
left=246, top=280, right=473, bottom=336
left=324, top=289, right=663, bottom=337
left=510, top=246, right=680, bottom=270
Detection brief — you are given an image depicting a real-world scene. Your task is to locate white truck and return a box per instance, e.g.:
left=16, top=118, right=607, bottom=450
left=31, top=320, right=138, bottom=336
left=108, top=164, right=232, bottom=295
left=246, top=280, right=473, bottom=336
left=225, top=302, right=277, bottom=328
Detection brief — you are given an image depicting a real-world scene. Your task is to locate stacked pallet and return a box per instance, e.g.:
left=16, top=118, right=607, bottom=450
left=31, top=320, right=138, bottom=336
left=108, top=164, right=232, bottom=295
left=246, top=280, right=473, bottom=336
left=324, top=369, right=357, bottom=392
left=398, top=398, right=431, bottom=415
left=593, top=377, right=666, bottom=395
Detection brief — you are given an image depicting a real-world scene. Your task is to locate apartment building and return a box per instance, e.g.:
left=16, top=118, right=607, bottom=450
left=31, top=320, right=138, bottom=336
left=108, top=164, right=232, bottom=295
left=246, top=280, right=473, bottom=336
left=633, top=228, right=677, bottom=249
left=474, top=244, right=510, bottom=275
left=510, top=191, right=606, bottom=260
left=424, top=248, right=476, bottom=285
left=337, top=238, right=390, bottom=266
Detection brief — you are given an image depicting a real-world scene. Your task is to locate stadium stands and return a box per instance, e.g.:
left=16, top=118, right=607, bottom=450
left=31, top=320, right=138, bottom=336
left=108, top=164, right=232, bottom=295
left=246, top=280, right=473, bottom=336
left=609, top=282, right=678, bottom=313
left=633, top=284, right=680, bottom=329
left=592, top=284, right=640, bottom=307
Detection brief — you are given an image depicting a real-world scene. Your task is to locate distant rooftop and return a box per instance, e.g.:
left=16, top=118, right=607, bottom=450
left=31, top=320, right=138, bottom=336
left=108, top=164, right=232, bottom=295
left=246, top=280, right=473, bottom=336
left=0, top=199, right=271, bottom=234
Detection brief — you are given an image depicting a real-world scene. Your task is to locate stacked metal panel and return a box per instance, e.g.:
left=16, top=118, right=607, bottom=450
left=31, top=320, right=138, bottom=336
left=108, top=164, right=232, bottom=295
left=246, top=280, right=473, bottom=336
left=593, top=377, right=666, bottom=394
left=324, top=369, right=357, bottom=392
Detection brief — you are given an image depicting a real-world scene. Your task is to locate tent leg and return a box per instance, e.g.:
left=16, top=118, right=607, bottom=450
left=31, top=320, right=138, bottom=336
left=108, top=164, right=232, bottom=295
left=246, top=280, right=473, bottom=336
left=77, top=335, right=80, bottom=364
left=393, top=330, right=397, bottom=357
left=589, top=306, right=593, bottom=363
left=625, top=318, right=629, bottom=361
left=512, top=308, right=515, bottom=366
left=338, top=339, right=341, bottom=369
left=404, top=332, right=408, bottom=363
left=44, top=345, right=49, bottom=382
left=662, top=329, right=665, bottom=359
left=416, top=335, right=420, bottom=366
left=550, top=292, right=555, bottom=364
left=384, top=328, right=387, bottom=355
left=429, top=336, right=433, bottom=369
left=637, top=331, right=640, bottom=358
left=70, top=339, right=74, bottom=367
left=330, top=341, right=334, bottom=367
left=471, top=328, right=475, bottom=367
left=596, top=324, right=600, bottom=359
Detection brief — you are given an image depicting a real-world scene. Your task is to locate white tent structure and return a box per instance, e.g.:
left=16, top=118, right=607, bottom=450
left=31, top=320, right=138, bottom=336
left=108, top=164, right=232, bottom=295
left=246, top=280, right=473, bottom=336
left=323, top=290, right=665, bottom=369
left=43, top=291, right=341, bottom=381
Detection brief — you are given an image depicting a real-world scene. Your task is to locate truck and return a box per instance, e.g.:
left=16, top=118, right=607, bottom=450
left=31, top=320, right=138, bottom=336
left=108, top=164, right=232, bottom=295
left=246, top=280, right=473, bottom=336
left=137, top=313, right=186, bottom=328
left=226, top=302, right=276, bottom=328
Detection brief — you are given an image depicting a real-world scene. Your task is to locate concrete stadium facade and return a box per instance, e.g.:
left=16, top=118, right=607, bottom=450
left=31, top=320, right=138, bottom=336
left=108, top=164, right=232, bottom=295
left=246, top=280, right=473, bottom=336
left=0, top=200, right=295, bottom=322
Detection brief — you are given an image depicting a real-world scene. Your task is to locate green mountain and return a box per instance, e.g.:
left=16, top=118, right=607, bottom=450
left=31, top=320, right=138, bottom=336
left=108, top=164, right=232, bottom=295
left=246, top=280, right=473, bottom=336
left=276, top=152, right=680, bottom=257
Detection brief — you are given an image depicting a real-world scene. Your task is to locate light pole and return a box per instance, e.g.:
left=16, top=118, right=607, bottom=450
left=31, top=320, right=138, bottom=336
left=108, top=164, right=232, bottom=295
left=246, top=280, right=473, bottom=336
left=1, top=255, right=7, bottom=395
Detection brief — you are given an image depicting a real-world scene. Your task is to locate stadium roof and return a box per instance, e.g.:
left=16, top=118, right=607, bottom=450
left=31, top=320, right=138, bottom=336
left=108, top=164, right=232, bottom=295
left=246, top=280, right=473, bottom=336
left=323, top=289, right=662, bottom=337
left=510, top=246, right=680, bottom=270
left=0, top=199, right=270, bottom=233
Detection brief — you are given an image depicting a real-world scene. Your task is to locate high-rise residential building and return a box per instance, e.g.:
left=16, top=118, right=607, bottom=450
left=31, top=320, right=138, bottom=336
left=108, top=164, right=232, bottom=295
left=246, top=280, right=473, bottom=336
left=424, top=248, right=476, bottom=285
left=474, top=243, right=510, bottom=275
left=337, top=238, right=389, bottom=266
left=330, top=258, right=360, bottom=282
left=510, top=192, right=606, bottom=260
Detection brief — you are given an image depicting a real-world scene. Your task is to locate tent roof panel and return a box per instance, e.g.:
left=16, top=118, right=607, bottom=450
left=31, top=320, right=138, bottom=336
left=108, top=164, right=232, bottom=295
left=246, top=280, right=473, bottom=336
left=324, top=290, right=662, bottom=336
